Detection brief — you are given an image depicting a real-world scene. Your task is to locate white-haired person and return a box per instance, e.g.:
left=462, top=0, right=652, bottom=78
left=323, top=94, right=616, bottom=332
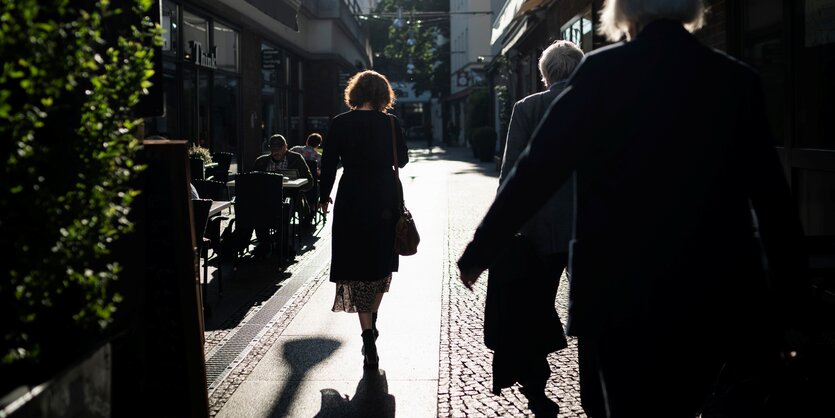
left=486, top=40, right=584, bottom=418
left=459, top=0, right=808, bottom=417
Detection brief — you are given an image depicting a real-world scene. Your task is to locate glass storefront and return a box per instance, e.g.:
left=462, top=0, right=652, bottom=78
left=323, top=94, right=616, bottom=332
left=561, top=8, right=594, bottom=52
left=260, top=42, right=303, bottom=148
left=147, top=1, right=241, bottom=160
left=737, top=0, right=835, bottom=236
left=212, top=72, right=239, bottom=153
left=796, top=0, right=835, bottom=150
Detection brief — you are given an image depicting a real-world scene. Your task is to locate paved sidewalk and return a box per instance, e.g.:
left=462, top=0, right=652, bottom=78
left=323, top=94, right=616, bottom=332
left=208, top=145, right=586, bottom=417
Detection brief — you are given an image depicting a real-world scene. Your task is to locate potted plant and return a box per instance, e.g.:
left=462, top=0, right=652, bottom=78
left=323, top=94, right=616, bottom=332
left=188, top=144, right=213, bottom=180
left=0, top=0, right=159, bottom=413
left=472, top=126, right=498, bottom=163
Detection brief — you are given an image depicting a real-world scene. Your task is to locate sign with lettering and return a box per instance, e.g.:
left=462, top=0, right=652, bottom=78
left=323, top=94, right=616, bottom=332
left=187, top=41, right=217, bottom=69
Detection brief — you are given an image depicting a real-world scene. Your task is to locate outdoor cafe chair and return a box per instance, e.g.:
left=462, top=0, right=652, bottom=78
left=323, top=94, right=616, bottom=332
left=208, top=151, right=234, bottom=182
left=191, top=198, right=217, bottom=316
left=233, top=171, right=285, bottom=269
left=193, top=178, right=231, bottom=202
left=192, top=178, right=232, bottom=254
left=211, top=151, right=234, bottom=172
left=304, top=159, right=326, bottom=226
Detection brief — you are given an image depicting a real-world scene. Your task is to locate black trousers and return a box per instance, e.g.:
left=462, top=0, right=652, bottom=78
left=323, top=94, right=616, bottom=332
left=516, top=252, right=568, bottom=391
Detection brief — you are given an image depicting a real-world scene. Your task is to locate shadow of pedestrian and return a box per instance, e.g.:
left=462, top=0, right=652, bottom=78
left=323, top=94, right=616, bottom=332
left=268, top=337, right=341, bottom=417
left=313, top=369, right=396, bottom=418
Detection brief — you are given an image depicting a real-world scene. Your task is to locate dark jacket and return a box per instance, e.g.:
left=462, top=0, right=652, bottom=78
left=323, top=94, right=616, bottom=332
left=252, top=150, right=314, bottom=192
left=320, top=110, right=409, bottom=282
left=500, top=81, right=574, bottom=255
left=459, top=20, right=807, bottom=339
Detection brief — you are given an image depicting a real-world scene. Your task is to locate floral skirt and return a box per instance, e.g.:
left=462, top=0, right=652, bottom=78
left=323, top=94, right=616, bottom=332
left=332, top=274, right=392, bottom=313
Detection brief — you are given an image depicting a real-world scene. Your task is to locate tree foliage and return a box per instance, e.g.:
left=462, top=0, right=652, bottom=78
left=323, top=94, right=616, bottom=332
left=368, top=0, right=449, bottom=97
left=0, top=0, right=159, bottom=374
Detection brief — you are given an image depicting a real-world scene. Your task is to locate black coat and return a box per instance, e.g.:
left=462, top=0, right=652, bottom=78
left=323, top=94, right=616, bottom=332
left=459, top=20, right=807, bottom=340
left=320, top=110, right=409, bottom=282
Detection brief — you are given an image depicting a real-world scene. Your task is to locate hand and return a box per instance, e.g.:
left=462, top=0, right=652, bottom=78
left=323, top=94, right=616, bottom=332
left=459, top=266, right=484, bottom=291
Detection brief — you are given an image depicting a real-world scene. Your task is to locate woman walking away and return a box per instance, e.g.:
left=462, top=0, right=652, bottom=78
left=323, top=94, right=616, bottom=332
left=319, top=70, right=409, bottom=369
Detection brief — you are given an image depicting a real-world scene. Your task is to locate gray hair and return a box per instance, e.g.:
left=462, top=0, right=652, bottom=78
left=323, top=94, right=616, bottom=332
left=539, top=40, right=585, bottom=87
left=598, top=0, right=705, bottom=42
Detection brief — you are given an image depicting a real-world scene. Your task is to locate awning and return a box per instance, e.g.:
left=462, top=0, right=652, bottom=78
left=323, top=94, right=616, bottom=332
left=516, top=0, right=554, bottom=17
left=501, top=19, right=529, bottom=55
left=492, top=0, right=555, bottom=50
left=491, top=0, right=526, bottom=46
left=244, top=0, right=300, bottom=31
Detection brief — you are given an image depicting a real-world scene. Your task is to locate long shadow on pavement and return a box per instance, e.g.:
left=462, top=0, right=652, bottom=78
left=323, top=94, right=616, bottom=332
left=313, top=369, right=396, bottom=418
left=266, top=338, right=342, bottom=417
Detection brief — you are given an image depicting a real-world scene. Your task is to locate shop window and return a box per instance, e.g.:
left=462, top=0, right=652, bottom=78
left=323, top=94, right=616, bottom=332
left=213, top=21, right=239, bottom=73
left=261, top=42, right=286, bottom=149
left=161, top=0, right=178, bottom=56
left=211, top=73, right=239, bottom=153
left=741, top=0, right=786, bottom=146
left=796, top=168, right=835, bottom=235
left=183, top=10, right=209, bottom=61
left=183, top=67, right=210, bottom=146
left=796, top=0, right=835, bottom=149
left=561, top=9, right=593, bottom=52
left=146, top=60, right=180, bottom=137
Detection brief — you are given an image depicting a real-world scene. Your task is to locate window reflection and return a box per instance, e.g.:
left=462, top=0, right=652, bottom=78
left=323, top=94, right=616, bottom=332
left=561, top=8, right=593, bottom=52
left=797, top=0, right=835, bottom=149
left=161, top=0, right=178, bottom=56
left=183, top=10, right=209, bottom=56
left=214, top=21, right=239, bottom=73
left=212, top=73, right=239, bottom=153
left=742, top=0, right=785, bottom=146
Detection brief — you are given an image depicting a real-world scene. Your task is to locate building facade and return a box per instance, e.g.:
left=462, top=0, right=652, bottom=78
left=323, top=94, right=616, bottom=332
left=487, top=0, right=834, bottom=237
left=144, top=0, right=371, bottom=171
left=448, top=0, right=494, bottom=145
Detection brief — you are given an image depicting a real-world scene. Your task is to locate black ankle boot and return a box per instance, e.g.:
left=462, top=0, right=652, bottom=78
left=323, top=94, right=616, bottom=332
left=361, top=329, right=378, bottom=369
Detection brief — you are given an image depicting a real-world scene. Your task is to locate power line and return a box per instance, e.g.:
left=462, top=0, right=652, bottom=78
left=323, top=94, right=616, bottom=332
left=357, top=11, right=492, bottom=19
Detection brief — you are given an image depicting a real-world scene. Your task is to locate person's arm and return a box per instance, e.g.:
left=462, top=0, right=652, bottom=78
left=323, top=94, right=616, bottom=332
left=291, top=152, right=314, bottom=192
left=252, top=155, right=266, bottom=172
left=499, top=100, right=530, bottom=186
left=319, top=121, right=340, bottom=210
left=393, top=116, right=409, bottom=168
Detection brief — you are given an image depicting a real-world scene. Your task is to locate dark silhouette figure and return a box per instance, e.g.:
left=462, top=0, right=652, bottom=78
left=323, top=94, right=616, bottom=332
left=459, top=6, right=808, bottom=418
left=486, top=40, right=585, bottom=418
left=314, top=369, right=396, bottom=417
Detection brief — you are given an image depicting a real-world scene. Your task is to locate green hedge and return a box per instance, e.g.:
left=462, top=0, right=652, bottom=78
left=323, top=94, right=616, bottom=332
left=0, top=0, right=159, bottom=380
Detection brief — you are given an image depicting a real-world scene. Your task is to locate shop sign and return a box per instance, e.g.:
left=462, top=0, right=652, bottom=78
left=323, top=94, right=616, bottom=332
left=262, top=49, right=281, bottom=70
left=186, top=41, right=217, bottom=69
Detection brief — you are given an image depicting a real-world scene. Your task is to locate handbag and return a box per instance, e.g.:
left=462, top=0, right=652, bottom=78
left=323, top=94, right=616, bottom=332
left=390, top=115, right=419, bottom=256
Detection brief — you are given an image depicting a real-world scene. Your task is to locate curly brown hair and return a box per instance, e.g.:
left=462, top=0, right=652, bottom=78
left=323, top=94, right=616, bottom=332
left=343, top=70, right=396, bottom=111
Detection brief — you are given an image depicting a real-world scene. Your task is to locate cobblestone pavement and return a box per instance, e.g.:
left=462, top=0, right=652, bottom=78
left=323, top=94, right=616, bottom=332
left=440, top=146, right=586, bottom=418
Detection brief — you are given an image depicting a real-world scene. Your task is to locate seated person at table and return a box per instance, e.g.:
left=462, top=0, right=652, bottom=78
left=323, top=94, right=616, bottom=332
left=253, top=134, right=314, bottom=193
left=290, top=132, right=323, bottom=176
left=248, top=134, right=314, bottom=257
